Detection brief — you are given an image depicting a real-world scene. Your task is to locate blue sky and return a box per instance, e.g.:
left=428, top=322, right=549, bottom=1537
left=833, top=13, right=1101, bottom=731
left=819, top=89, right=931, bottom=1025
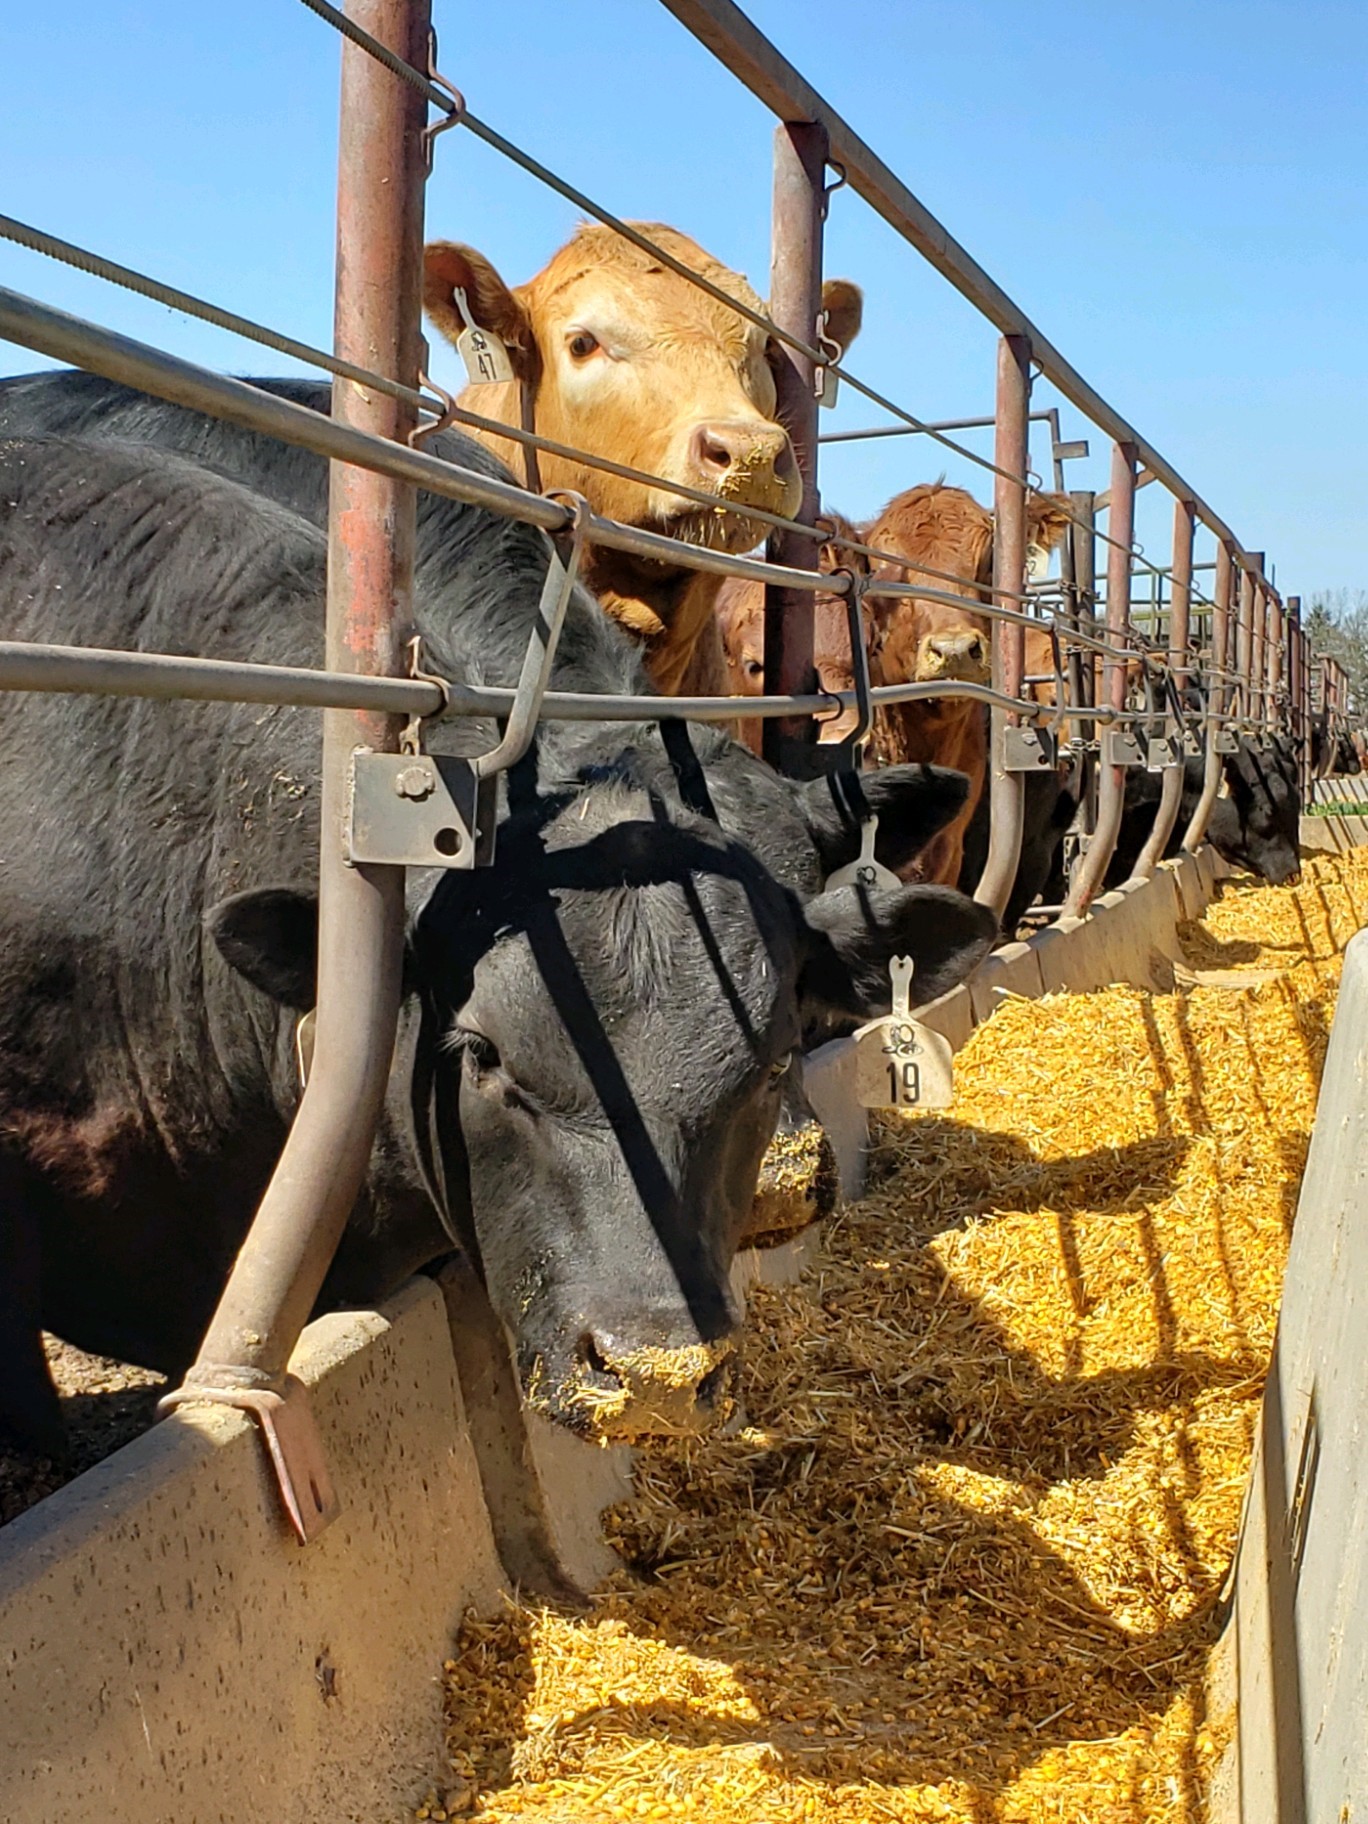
left=1, top=0, right=1364, bottom=599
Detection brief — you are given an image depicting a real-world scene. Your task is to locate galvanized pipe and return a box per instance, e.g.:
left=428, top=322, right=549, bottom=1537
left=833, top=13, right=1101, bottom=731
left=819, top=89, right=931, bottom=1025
left=183, top=0, right=428, bottom=1393
left=1182, top=539, right=1233, bottom=851
left=1063, top=441, right=1137, bottom=914
left=972, top=333, right=1031, bottom=921
left=1134, top=496, right=1193, bottom=875
left=762, top=119, right=828, bottom=776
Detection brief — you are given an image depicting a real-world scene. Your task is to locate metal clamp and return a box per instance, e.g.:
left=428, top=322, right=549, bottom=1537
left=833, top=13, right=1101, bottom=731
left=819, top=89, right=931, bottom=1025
left=832, top=569, right=873, bottom=764
left=421, top=31, right=466, bottom=171
left=346, top=495, right=589, bottom=871
left=159, top=1375, right=339, bottom=1545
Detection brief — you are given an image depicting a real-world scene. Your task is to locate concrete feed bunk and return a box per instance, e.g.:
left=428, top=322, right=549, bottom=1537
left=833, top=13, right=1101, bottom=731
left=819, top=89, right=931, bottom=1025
left=1, top=845, right=1364, bottom=1822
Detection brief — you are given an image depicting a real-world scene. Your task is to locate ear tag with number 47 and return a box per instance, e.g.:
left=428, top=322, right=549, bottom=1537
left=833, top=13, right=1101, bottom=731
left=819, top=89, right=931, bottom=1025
left=453, top=286, right=515, bottom=387
left=853, top=955, right=954, bottom=1111
left=825, top=812, right=901, bottom=894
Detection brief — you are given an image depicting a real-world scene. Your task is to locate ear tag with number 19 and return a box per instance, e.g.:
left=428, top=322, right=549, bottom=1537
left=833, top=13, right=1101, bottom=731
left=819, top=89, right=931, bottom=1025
left=453, top=286, right=515, bottom=387
left=853, top=955, right=954, bottom=1111
left=824, top=812, right=901, bottom=894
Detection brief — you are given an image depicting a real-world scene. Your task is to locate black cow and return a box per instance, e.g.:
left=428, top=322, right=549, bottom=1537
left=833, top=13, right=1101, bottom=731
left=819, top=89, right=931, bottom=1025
left=1103, top=736, right=1302, bottom=888
left=0, top=372, right=995, bottom=1455
left=958, top=757, right=1082, bottom=931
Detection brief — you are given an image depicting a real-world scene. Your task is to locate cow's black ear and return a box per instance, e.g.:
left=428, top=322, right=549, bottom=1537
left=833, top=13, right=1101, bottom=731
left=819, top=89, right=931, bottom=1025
left=798, top=764, right=971, bottom=879
left=799, top=883, right=997, bottom=1019
left=206, top=888, right=318, bottom=1011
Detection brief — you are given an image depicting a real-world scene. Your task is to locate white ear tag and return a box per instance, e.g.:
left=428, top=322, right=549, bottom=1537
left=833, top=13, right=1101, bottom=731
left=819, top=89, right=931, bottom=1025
left=853, top=955, right=955, bottom=1111
left=1026, top=542, right=1050, bottom=582
left=825, top=811, right=902, bottom=893
left=453, top=286, right=514, bottom=386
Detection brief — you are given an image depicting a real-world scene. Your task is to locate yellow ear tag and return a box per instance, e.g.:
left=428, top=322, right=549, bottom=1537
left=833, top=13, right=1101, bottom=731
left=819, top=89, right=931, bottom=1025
left=852, top=955, right=954, bottom=1111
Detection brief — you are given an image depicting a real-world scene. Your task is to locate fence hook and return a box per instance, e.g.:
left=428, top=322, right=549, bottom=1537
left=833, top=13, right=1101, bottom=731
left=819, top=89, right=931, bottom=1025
left=421, top=28, right=466, bottom=171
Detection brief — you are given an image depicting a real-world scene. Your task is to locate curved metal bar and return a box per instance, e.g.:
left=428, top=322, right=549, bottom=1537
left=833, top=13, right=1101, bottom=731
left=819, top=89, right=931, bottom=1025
left=1182, top=540, right=1234, bottom=852
left=974, top=333, right=1030, bottom=920
left=1063, top=441, right=1137, bottom=915
left=1134, top=496, right=1194, bottom=876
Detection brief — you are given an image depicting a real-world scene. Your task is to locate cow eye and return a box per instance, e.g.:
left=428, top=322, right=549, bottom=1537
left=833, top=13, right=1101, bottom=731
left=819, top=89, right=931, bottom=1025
left=459, top=1031, right=501, bottom=1077
left=567, top=331, right=599, bottom=360
left=769, top=1052, right=794, bottom=1083
left=745, top=659, right=765, bottom=680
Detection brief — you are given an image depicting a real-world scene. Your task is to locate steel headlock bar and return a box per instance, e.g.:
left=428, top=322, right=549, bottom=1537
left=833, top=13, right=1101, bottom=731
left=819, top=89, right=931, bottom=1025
left=347, top=496, right=589, bottom=869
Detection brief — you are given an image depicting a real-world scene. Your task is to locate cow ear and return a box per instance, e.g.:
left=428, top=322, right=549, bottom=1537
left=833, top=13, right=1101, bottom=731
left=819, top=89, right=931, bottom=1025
left=820, top=278, right=863, bottom=352
left=206, top=888, right=318, bottom=1011
left=1025, top=491, right=1072, bottom=553
left=423, top=242, right=538, bottom=380
left=800, top=883, right=997, bottom=1019
left=798, top=763, right=971, bottom=878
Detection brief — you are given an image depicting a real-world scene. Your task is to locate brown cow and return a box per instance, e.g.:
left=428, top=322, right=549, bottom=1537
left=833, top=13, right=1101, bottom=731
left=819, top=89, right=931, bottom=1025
left=715, top=513, right=873, bottom=752
left=866, top=483, right=1071, bottom=884
left=423, top=224, right=863, bottom=695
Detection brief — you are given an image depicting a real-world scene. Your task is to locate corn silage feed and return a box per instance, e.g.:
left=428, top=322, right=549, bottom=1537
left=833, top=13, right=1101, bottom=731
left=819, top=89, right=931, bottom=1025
left=423, top=850, right=1368, bottom=1824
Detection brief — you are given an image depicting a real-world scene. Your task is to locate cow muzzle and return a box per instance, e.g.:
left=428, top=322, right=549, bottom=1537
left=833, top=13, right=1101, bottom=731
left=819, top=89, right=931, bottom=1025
left=915, top=630, right=991, bottom=685
left=531, top=1318, right=740, bottom=1443
left=687, top=420, right=799, bottom=515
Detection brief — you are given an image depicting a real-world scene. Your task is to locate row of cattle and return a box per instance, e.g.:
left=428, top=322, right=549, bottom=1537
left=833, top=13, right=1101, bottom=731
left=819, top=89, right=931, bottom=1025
left=0, top=217, right=1316, bottom=1465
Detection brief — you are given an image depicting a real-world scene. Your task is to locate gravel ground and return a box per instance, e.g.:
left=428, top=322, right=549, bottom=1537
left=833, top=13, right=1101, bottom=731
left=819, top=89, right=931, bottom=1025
left=0, top=1338, right=165, bottom=1528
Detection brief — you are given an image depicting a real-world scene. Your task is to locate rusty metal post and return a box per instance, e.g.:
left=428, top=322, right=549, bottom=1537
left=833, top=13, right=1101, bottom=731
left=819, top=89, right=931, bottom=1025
left=762, top=119, right=828, bottom=776
left=972, top=332, right=1031, bottom=920
left=1266, top=589, right=1284, bottom=741
left=1286, top=594, right=1306, bottom=790
left=1251, top=571, right=1269, bottom=734
left=1063, top=441, right=1136, bottom=913
left=167, top=0, right=428, bottom=1541
left=1235, top=563, right=1257, bottom=728
left=1134, top=496, right=1193, bottom=874
left=1183, top=539, right=1233, bottom=851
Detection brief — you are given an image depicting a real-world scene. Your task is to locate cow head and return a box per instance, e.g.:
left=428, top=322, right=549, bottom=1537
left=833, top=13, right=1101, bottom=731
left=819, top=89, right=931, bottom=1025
left=715, top=513, right=874, bottom=751
left=207, top=753, right=993, bottom=1445
left=866, top=484, right=994, bottom=694
left=1206, top=735, right=1302, bottom=885
left=423, top=224, right=863, bottom=557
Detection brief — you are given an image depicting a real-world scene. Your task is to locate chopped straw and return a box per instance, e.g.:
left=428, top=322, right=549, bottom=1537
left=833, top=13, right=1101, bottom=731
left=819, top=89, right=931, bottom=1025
left=429, top=851, right=1368, bottom=1824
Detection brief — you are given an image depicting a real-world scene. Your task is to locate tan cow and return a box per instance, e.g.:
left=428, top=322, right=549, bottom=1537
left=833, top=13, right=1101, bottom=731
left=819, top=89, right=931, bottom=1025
left=866, top=483, right=1072, bottom=884
left=423, top=224, right=863, bottom=695
left=714, top=512, right=873, bottom=752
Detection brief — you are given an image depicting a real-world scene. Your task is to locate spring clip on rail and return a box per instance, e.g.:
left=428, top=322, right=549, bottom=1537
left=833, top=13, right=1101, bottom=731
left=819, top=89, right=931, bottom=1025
left=345, top=494, right=590, bottom=870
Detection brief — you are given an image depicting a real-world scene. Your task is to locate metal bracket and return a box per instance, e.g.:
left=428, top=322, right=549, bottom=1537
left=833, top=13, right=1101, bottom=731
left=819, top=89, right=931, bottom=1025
left=1182, top=727, right=1204, bottom=757
left=159, top=1375, right=339, bottom=1545
left=1214, top=727, right=1240, bottom=755
left=1003, top=723, right=1058, bottom=771
left=1103, top=728, right=1145, bottom=767
left=347, top=750, right=497, bottom=868
left=1145, top=735, right=1183, bottom=771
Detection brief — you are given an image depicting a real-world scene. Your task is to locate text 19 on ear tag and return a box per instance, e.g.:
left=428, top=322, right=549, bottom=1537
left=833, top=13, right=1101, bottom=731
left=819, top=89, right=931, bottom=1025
left=454, top=287, right=514, bottom=386
left=824, top=812, right=902, bottom=894
left=853, top=955, right=954, bottom=1111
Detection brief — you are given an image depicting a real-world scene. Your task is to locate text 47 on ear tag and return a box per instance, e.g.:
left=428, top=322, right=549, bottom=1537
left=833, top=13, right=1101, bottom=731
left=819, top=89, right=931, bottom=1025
left=824, top=812, right=902, bottom=893
left=453, top=286, right=515, bottom=386
left=853, top=956, right=954, bottom=1111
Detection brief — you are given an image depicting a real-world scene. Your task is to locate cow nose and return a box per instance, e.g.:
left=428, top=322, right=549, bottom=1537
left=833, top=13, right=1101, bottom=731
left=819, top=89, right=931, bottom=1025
left=576, top=1326, right=738, bottom=1440
left=918, top=631, right=991, bottom=682
left=689, top=421, right=797, bottom=497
